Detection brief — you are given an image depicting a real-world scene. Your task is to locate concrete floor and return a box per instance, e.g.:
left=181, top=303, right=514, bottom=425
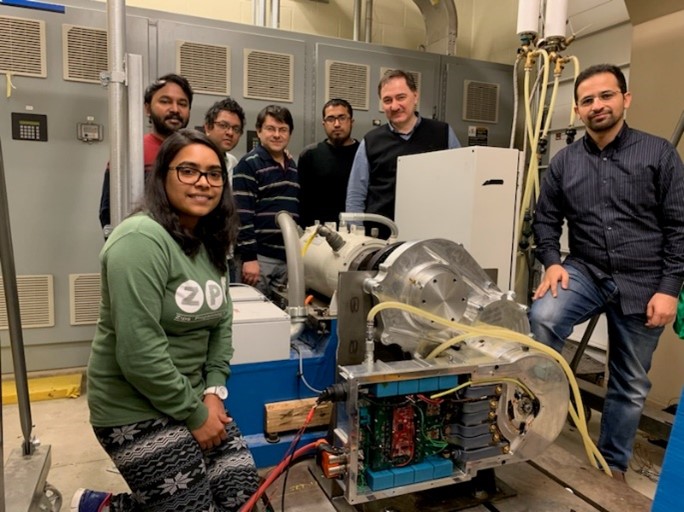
left=1, top=391, right=665, bottom=510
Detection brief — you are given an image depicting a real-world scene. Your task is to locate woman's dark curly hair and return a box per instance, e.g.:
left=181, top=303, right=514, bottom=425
left=142, top=129, right=238, bottom=273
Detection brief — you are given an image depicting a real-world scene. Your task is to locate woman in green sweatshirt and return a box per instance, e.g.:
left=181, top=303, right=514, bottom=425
left=73, top=129, right=259, bottom=512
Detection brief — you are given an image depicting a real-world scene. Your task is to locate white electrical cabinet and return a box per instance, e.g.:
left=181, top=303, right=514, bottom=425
left=229, top=286, right=291, bottom=364
left=395, top=146, right=521, bottom=291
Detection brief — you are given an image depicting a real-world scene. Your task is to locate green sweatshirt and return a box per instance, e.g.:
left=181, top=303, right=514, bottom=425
left=87, top=213, right=233, bottom=430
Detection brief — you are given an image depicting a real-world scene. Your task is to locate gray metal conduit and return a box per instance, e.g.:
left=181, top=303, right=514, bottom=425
left=353, top=0, right=362, bottom=41
left=0, top=137, right=34, bottom=463
left=275, top=211, right=307, bottom=340
left=364, top=0, right=373, bottom=43
left=107, top=0, right=129, bottom=228
left=339, top=212, right=399, bottom=241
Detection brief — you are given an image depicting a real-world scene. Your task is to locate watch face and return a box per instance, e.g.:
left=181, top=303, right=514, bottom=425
left=205, top=386, right=228, bottom=399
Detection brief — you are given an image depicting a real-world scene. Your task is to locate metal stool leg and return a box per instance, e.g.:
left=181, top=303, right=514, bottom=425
left=569, top=314, right=601, bottom=374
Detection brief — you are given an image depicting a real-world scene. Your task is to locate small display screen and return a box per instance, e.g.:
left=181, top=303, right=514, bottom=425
left=11, top=112, right=48, bottom=142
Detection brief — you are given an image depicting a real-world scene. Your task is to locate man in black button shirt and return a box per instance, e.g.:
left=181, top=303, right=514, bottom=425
left=298, top=98, right=359, bottom=228
left=529, top=64, right=684, bottom=480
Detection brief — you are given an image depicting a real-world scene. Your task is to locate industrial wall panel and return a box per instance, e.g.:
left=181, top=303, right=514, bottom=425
left=155, top=19, right=307, bottom=160
left=442, top=58, right=514, bottom=149
left=0, top=1, right=149, bottom=372
left=313, top=42, right=442, bottom=144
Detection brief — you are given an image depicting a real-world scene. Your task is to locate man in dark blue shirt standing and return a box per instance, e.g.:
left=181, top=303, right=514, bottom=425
left=529, top=64, right=684, bottom=481
left=232, top=105, right=298, bottom=298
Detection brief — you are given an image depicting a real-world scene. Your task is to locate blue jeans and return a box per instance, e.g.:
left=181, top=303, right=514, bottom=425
left=528, top=264, right=662, bottom=472
left=233, top=254, right=287, bottom=299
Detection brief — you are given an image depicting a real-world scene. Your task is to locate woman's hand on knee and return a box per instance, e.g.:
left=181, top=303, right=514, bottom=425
left=192, top=397, right=232, bottom=450
left=533, top=264, right=569, bottom=300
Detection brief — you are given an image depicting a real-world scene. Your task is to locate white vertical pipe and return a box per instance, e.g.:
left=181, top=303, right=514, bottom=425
left=517, top=0, right=540, bottom=37
left=353, top=0, right=362, bottom=41
left=126, top=53, right=144, bottom=211
left=107, top=0, right=129, bottom=228
left=270, top=0, right=280, bottom=28
left=544, top=0, right=568, bottom=40
left=253, top=0, right=266, bottom=26
left=364, top=0, right=373, bottom=43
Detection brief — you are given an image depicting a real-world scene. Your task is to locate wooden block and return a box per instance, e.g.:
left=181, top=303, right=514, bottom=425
left=264, top=397, right=332, bottom=435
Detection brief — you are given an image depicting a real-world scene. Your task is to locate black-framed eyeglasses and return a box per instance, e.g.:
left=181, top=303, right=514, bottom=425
left=169, top=165, right=226, bottom=187
left=323, top=114, right=350, bottom=124
left=577, top=90, right=622, bottom=108
left=214, top=121, right=243, bottom=134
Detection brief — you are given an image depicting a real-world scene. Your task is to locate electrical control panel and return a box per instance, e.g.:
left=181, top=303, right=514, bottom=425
left=330, top=341, right=569, bottom=505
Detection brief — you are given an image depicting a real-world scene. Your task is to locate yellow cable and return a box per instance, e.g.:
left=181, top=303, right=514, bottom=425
left=430, top=380, right=472, bottom=399
left=300, top=229, right=318, bottom=257
left=366, top=301, right=611, bottom=476
left=566, top=55, right=581, bottom=127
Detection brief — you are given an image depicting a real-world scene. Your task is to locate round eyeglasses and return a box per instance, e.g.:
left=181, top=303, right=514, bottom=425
left=169, top=165, right=226, bottom=187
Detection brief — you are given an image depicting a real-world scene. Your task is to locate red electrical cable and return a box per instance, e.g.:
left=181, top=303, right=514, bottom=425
left=239, top=438, right=329, bottom=512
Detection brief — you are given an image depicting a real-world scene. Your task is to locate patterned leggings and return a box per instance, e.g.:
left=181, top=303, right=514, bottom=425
left=94, top=417, right=260, bottom=511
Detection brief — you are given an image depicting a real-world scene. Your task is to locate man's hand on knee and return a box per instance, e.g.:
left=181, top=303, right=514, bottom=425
left=533, top=264, right=569, bottom=300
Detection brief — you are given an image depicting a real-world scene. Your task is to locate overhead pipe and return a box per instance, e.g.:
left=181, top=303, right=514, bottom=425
left=353, top=0, right=362, bottom=41
left=253, top=0, right=266, bottom=27
left=364, top=0, right=373, bottom=43
left=412, top=0, right=458, bottom=55
left=270, top=0, right=280, bottom=29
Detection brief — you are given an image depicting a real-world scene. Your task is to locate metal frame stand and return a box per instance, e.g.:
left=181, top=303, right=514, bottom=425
left=0, top=138, right=55, bottom=510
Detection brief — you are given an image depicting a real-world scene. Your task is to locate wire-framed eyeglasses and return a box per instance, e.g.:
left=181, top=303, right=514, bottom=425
left=214, top=121, right=243, bottom=134
left=323, top=114, right=351, bottom=124
left=577, top=90, right=622, bottom=108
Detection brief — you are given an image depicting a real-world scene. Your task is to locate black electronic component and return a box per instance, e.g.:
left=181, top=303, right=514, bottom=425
left=11, top=112, right=48, bottom=141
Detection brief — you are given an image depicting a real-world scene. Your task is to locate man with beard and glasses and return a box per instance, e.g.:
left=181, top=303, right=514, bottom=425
left=297, top=98, right=360, bottom=228
left=98, top=74, right=193, bottom=236
left=529, top=64, right=684, bottom=482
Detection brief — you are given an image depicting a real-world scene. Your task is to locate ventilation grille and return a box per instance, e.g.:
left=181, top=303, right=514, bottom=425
left=463, top=80, right=500, bottom=123
left=326, top=60, right=369, bottom=111
left=63, top=24, right=108, bottom=83
left=69, top=273, right=101, bottom=326
left=177, top=41, right=230, bottom=95
left=0, top=275, right=54, bottom=329
left=244, top=49, right=293, bottom=102
left=378, top=68, right=422, bottom=112
left=0, top=15, right=46, bottom=78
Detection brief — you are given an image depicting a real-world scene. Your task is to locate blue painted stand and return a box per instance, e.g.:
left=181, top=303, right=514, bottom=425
left=652, top=386, right=684, bottom=511
left=226, top=321, right=338, bottom=467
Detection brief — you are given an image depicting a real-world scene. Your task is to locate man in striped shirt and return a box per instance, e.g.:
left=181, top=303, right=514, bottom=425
left=232, top=105, right=298, bottom=298
left=529, top=64, right=684, bottom=481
